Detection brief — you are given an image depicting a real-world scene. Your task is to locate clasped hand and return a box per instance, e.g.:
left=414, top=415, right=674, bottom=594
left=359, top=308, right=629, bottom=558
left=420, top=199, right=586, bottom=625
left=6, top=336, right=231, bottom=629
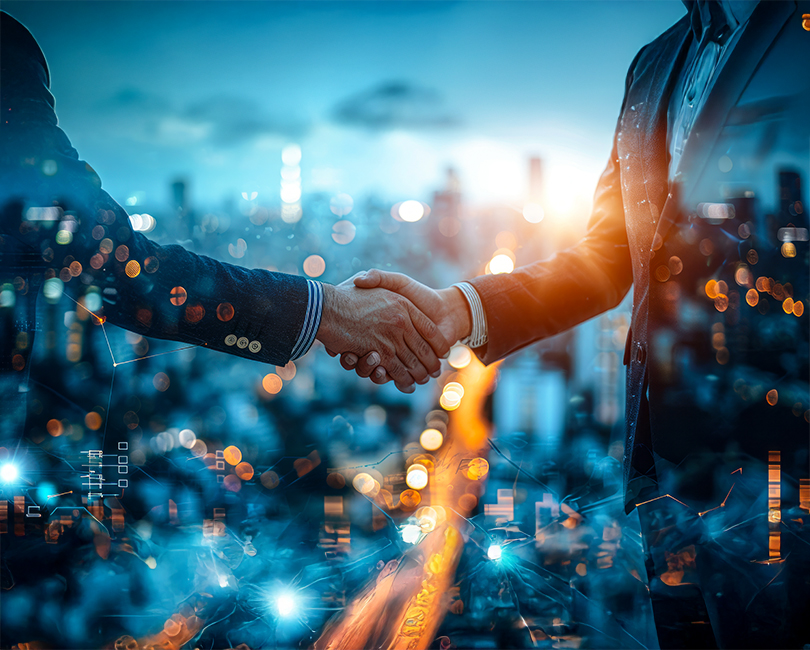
left=316, top=271, right=472, bottom=392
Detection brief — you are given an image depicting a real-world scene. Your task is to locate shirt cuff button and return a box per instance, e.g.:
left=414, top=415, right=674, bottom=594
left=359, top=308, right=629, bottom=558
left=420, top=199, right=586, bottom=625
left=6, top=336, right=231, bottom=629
left=236, top=337, right=249, bottom=349
left=224, top=334, right=237, bottom=346
left=248, top=340, right=261, bottom=353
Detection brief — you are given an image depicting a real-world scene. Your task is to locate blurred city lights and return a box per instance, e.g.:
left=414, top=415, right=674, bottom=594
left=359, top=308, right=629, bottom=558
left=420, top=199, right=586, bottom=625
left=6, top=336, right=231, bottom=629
left=398, top=200, right=425, bottom=222
left=353, top=472, right=377, bottom=495
left=303, top=255, right=326, bottom=278
left=330, top=193, right=354, bottom=216
left=487, top=544, right=502, bottom=560
left=405, top=465, right=429, bottom=490
left=416, top=506, right=438, bottom=532
left=0, top=463, right=18, bottom=483
left=522, top=202, right=545, bottom=223
left=488, top=253, right=515, bottom=275
left=448, top=345, right=472, bottom=369
left=419, top=428, right=443, bottom=451
left=401, top=523, right=421, bottom=545
left=281, top=144, right=302, bottom=166
left=280, top=185, right=302, bottom=204
left=440, top=381, right=464, bottom=412
left=128, top=213, right=156, bottom=233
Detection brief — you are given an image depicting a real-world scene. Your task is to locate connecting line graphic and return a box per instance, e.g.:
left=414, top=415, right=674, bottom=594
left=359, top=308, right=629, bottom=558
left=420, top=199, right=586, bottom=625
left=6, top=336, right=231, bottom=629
left=64, top=294, right=198, bottom=447
left=67, top=294, right=198, bottom=367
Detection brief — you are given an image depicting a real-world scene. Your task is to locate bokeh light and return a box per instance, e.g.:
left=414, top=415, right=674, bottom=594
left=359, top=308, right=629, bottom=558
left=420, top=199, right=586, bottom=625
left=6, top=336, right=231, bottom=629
left=488, top=252, right=515, bottom=275
left=398, top=200, right=425, bottom=223
left=448, top=345, right=472, bottom=369
left=522, top=202, right=544, bottom=223
left=405, top=465, right=429, bottom=490
left=419, top=428, right=443, bottom=451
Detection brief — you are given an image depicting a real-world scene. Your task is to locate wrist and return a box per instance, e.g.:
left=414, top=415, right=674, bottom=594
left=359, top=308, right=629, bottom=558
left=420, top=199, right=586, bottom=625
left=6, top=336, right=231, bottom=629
left=316, top=283, right=338, bottom=347
left=438, top=286, right=472, bottom=343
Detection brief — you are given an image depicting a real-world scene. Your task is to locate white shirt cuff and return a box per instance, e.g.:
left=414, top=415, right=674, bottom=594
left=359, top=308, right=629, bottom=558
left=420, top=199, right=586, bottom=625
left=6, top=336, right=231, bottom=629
left=452, top=282, right=488, bottom=348
left=290, top=279, right=323, bottom=360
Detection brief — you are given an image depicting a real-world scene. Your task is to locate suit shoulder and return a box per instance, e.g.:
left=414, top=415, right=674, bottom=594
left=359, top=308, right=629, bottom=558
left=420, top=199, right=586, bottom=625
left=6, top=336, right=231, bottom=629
left=0, top=11, right=50, bottom=88
left=632, top=14, right=691, bottom=72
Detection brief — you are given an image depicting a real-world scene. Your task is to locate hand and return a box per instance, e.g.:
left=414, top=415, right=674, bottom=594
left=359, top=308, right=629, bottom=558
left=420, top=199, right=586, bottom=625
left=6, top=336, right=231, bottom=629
left=339, top=270, right=473, bottom=383
left=316, top=280, right=451, bottom=393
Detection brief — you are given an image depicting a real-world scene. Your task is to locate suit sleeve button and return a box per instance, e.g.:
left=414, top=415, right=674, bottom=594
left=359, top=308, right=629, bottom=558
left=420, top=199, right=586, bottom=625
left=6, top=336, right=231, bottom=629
left=248, top=340, right=261, bottom=353
left=236, top=337, right=249, bottom=349
left=224, top=334, right=237, bottom=346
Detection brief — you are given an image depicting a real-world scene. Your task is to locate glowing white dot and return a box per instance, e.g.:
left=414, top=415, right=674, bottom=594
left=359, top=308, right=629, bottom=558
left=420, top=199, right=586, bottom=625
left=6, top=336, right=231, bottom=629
left=448, top=344, right=472, bottom=369
left=281, top=144, right=302, bottom=166
left=179, top=429, right=196, bottom=449
left=277, top=594, right=296, bottom=617
left=487, top=544, right=502, bottom=560
left=406, top=465, right=429, bottom=490
left=352, top=472, right=376, bottom=495
left=280, top=185, right=302, bottom=204
left=522, top=202, right=545, bottom=223
left=43, top=278, right=63, bottom=303
left=281, top=165, right=301, bottom=181
left=0, top=463, right=17, bottom=483
left=401, top=524, right=421, bottom=544
left=419, top=428, right=443, bottom=451
left=398, top=200, right=425, bottom=223
left=489, top=254, right=515, bottom=275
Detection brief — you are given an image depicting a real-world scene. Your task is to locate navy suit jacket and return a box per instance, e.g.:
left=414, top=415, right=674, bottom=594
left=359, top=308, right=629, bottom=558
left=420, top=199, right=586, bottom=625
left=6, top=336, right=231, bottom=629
left=468, top=1, right=810, bottom=509
left=0, top=12, right=312, bottom=382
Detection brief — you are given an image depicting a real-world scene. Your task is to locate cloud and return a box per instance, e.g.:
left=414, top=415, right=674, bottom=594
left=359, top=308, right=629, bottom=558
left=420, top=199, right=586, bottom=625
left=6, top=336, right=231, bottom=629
left=182, top=95, right=307, bottom=146
left=332, top=81, right=460, bottom=131
left=94, top=88, right=308, bottom=147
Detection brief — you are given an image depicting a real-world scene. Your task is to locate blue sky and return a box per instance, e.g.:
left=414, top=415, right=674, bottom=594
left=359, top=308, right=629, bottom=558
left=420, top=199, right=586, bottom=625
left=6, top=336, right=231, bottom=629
left=4, top=1, right=685, bottom=212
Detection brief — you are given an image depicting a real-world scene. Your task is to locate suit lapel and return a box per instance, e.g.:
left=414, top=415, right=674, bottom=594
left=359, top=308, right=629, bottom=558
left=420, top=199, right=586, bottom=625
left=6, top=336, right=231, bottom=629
left=654, top=0, right=795, bottom=244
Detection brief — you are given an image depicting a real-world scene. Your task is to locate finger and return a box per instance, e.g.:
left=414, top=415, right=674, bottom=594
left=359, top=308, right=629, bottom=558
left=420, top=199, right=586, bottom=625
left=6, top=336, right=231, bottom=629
left=395, top=381, right=416, bottom=394
left=380, top=351, right=416, bottom=392
left=394, top=338, right=429, bottom=385
left=353, top=269, right=381, bottom=288
left=325, top=348, right=337, bottom=357
left=353, top=351, right=380, bottom=379
left=339, top=353, right=358, bottom=370
left=400, top=325, right=436, bottom=383
left=404, top=303, right=449, bottom=372
left=370, top=366, right=390, bottom=385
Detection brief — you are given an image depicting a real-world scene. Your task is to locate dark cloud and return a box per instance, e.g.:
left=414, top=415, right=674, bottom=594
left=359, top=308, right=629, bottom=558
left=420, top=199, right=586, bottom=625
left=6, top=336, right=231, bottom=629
left=95, top=88, right=307, bottom=147
left=332, top=81, right=460, bottom=131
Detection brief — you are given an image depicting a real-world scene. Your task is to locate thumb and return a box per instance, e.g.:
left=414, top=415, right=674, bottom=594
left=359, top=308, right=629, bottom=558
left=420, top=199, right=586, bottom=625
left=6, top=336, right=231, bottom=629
left=354, top=269, right=411, bottom=292
left=353, top=269, right=381, bottom=288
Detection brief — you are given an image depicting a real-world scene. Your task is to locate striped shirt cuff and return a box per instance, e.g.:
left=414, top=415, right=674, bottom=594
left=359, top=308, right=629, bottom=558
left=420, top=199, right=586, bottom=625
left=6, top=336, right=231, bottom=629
left=452, top=282, right=488, bottom=348
left=290, top=279, right=324, bottom=360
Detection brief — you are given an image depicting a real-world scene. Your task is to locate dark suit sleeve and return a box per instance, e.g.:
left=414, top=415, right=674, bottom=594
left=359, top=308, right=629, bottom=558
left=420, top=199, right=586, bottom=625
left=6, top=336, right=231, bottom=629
left=467, top=51, right=643, bottom=365
left=0, top=12, right=312, bottom=366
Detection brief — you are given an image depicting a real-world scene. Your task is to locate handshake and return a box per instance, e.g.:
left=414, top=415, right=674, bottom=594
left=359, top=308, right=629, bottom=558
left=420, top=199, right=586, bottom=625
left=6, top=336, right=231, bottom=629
left=315, top=270, right=473, bottom=393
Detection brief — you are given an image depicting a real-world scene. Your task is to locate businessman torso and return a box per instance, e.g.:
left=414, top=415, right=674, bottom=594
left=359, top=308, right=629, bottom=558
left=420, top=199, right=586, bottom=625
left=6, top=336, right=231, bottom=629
left=470, top=0, right=810, bottom=509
